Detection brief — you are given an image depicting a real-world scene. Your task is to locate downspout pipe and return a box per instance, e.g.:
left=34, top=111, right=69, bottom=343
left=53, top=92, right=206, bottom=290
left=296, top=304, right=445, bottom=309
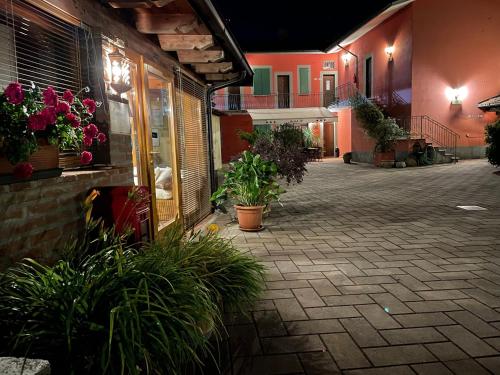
left=206, top=71, right=248, bottom=197
left=337, top=44, right=359, bottom=89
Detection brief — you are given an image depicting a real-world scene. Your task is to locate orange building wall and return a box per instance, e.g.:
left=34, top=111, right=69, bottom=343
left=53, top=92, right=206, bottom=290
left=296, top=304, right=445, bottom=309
left=411, top=0, right=500, bottom=157
left=220, top=114, right=253, bottom=163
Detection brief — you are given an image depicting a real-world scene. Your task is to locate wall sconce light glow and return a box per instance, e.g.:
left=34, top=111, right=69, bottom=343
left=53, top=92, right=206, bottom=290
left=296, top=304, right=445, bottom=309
left=385, top=46, right=395, bottom=61
left=108, top=48, right=131, bottom=94
left=445, top=86, right=468, bottom=105
left=342, top=53, right=351, bottom=66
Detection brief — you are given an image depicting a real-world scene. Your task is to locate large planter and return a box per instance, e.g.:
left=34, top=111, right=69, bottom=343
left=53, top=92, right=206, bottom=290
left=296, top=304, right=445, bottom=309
left=374, top=151, right=395, bottom=167
left=59, top=151, right=81, bottom=170
left=234, top=205, right=265, bottom=231
left=0, top=139, right=60, bottom=176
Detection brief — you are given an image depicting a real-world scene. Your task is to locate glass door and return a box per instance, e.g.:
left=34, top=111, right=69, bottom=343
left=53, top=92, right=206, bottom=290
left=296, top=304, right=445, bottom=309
left=143, top=65, right=180, bottom=232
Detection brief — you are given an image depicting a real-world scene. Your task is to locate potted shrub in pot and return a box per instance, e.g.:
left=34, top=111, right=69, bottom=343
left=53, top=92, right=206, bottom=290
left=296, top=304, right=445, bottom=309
left=211, top=151, right=283, bottom=231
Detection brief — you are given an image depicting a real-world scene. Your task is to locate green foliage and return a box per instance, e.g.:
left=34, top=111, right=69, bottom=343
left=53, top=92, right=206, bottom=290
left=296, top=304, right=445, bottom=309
left=211, top=150, right=284, bottom=209
left=302, top=127, right=314, bottom=148
left=350, top=94, right=407, bottom=152
left=485, top=119, right=500, bottom=167
left=0, top=222, right=264, bottom=374
left=238, top=127, right=271, bottom=146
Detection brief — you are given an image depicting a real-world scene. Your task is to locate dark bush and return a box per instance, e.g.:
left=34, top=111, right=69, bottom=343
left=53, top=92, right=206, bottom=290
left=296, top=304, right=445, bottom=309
left=485, top=119, right=500, bottom=167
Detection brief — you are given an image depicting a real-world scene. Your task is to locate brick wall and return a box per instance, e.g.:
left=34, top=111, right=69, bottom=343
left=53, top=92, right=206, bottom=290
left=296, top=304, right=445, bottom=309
left=0, top=168, right=132, bottom=270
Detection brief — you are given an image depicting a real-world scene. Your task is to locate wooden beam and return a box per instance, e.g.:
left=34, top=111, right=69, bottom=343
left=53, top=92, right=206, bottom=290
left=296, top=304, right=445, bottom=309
left=205, top=73, right=240, bottom=81
left=177, top=49, right=224, bottom=63
left=108, top=0, right=175, bottom=8
left=158, top=34, right=214, bottom=50
left=194, top=62, right=233, bottom=74
left=136, top=13, right=200, bottom=34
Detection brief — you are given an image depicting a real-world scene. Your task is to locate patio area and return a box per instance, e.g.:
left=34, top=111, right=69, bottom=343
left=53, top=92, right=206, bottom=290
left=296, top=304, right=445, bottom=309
left=218, top=159, right=500, bottom=374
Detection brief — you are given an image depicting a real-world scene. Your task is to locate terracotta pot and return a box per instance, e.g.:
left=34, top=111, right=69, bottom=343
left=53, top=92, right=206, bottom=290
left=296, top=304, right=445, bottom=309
left=374, top=151, right=395, bottom=167
left=234, top=205, right=265, bottom=231
left=59, top=151, right=81, bottom=170
left=0, top=139, right=59, bottom=175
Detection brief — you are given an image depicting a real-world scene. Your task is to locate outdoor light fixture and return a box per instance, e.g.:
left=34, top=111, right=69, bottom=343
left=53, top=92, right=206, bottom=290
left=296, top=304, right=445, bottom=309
left=108, top=47, right=131, bottom=94
left=445, top=86, right=468, bottom=105
left=342, top=53, right=351, bottom=66
left=385, top=46, right=395, bottom=61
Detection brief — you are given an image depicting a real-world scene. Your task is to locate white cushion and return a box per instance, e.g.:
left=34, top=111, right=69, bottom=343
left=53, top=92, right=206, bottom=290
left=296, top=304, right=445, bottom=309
left=156, top=188, right=172, bottom=200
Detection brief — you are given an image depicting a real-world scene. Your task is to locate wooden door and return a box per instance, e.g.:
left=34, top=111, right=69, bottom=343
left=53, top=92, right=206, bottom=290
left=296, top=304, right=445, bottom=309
left=277, top=75, right=290, bottom=108
left=323, top=122, right=334, bottom=156
left=323, top=74, right=335, bottom=107
left=227, top=85, right=241, bottom=110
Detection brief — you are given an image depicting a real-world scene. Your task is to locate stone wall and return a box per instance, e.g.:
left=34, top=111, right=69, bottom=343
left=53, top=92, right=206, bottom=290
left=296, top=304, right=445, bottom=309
left=0, top=168, right=132, bottom=270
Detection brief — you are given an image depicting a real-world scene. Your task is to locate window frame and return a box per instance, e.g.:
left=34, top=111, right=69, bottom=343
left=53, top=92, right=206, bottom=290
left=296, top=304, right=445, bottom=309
left=297, top=65, right=311, bottom=95
left=251, top=66, right=272, bottom=96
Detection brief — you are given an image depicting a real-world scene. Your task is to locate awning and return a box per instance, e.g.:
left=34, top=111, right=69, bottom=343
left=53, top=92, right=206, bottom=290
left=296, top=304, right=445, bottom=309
left=247, top=108, right=337, bottom=125
left=478, top=94, right=500, bottom=112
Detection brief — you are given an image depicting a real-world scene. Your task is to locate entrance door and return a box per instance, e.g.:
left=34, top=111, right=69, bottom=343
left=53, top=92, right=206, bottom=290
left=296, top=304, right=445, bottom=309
left=277, top=75, right=290, bottom=108
left=227, top=85, right=241, bottom=110
left=323, top=122, right=334, bottom=156
left=323, top=74, right=335, bottom=107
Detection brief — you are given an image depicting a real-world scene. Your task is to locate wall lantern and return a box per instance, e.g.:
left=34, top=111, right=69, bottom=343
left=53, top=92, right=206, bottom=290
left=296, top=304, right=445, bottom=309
left=445, top=86, right=468, bottom=105
left=342, top=53, right=351, bottom=66
left=108, top=48, right=131, bottom=94
left=385, top=46, right=395, bottom=62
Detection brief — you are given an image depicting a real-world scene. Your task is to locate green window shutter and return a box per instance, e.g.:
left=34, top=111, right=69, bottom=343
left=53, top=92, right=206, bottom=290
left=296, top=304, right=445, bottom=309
left=253, top=68, right=271, bottom=95
left=299, top=67, right=310, bottom=94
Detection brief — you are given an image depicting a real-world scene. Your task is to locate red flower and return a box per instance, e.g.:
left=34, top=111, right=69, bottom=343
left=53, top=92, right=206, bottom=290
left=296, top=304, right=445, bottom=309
left=55, top=101, right=70, bottom=114
left=65, top=113, right=81, bottom=128
left=83, top=135, right=93, bottom=146
left=4, top=82, right=24, bottom=105
left=82, top=98, right=96, bottom=114
left=83, top=123, right=98, bottom=138
left=42, top=86, right=58, bottom=106
left=62, top=89, right=74, bottom=104
left=41, top=107, right=56, bottom=125
left=97, top=132, right=107, bottom=144
left=80, top=151, right=92, bottom=165
left=13, top=162, right=33, bottom=179
left=28, top=113, right=47, bottom=131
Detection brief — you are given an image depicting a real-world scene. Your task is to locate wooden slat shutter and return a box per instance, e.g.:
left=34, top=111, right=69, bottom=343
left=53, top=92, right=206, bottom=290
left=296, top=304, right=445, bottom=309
left=0, top=0, right=83, bottom=92
left=299, top=67, right=309, bottom=94
left=253, top=67, right=270, bottom=95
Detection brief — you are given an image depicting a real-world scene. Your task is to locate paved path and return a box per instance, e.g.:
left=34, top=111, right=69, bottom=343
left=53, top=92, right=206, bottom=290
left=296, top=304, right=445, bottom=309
left=217, top=159, right=500, bottom=375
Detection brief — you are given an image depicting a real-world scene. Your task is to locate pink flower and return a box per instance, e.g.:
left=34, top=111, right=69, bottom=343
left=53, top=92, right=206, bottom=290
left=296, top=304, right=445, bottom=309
left=42, top=86, right=58, bottom=106
left=13, top=162, right=33, bottom=179
left=80, top=151, right=92, bottom=165
left=28, top=113, right=47, bottom=131
left=65, top=113, right=81, bottom=128
left=82, top=98, right=96, bottom=114
left=41, top=107, right=56, bottom=125
left=62, top=90, right=74, bottom=104
left=4, top=82, right=24, bottom=105
left=97, top=132, right=107, bottom=144
left=83, top=135, right=93, bottom=146
left=55, top=101, right=70, bottom=114
left=83, top=123, right=98, bottom=138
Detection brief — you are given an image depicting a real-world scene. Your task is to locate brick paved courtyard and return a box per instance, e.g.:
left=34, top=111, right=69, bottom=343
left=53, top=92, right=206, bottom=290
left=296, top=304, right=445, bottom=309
left=217, top=159, right=500, bottom=374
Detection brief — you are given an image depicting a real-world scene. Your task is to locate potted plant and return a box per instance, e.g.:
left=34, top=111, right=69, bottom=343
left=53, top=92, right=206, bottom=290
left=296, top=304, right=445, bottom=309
left=211, top=150, right=283, bottom=231
left=0, top=82, right=105, bottom=180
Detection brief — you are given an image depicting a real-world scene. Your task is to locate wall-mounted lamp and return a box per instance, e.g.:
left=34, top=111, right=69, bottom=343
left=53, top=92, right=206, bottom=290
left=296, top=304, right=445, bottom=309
left=385, top=46, right=395, bottom=62
left=108, top=48, right=131, bottom=94
left=445, top=86, right=468, bottom=105
left=342, top=53, right=351, bottom=66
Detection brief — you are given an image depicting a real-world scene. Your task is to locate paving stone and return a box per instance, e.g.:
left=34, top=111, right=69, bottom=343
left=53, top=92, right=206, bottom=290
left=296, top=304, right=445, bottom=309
left=340, top=317, right=387, bottom=347
left=324, top=271, right=354, bottom=286
left=251, top=300, right=276, bottom=311
left=455, top=298, right=500, bottom=322
left=356, top=304, right=401, bottom=329
left=370, top=292, right=412, bottom=314
left=323, top=294, right=373, bottom=306
left=476, top=356, right=500, bottom=374
left=424, top=342, right=469, bottom=361
left=411, top=362, right=453, bottom=375
left=274, top=298, right=308, bottom=321
left=437, top=325, right=498, bottom=357
left=416, top=290, right=469, bottom=301
left=275, top=261, right=299, bottom=274
left=285, top=319, right=344, bottom=335
left=406, top=300, right=462, bottom=313
left=382, top=283, right=422, bottom=301
left=228, top=324, right=262, bottom=357
left=444, top=359, right=490, bottom=375
left=394, top=275, right=431, bottom=291
left=424, top=280, right=474, bottom=290
left=337, top=285, right=386, bottom=295
left=266, top=280, right=311, bottom=290
left=364, top=344, right=436, bottom=366
left=298, top=352, right=340, bottom=375
left=343, top=366, right=414, bottom=375
left=261, top=335, right=325, bottom=354
left=262, top=289, right=295, bottom=300
left=305, top=306, right=360, bottom=320
left=381, top=327, right=446, bottom=345
left=233, top=354, right=303, bottom=375
left=292, top=288, right=325, bottom=308
left=253, top=310, right=287, bottom=338
left=351, top=276, right=396, bottom=284
left=485, top=337, right=500, bottom=351
left=308, top=279, right=340, bottom=296
left=321, top=333, right=370, bottom=369
left=403, top=266, right=439, bottom=281
left=446, top=310, right=500, bottom=338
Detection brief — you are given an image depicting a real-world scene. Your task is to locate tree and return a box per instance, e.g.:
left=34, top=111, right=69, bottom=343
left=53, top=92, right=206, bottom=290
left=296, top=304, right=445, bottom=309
left=485, top=119, right=500, bottom=167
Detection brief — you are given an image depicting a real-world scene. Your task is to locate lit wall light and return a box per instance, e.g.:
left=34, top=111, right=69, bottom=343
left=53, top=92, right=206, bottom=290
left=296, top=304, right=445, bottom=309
left=445, top=86, right=468, bottom=105
left=342, top=53, right=351, bottom=66
left=108, top=48, right=131, bottom=94
left=385, top=46, right=395, bottom=62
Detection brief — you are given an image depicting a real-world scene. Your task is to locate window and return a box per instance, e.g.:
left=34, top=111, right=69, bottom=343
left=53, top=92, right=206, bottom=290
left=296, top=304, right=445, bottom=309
left=298, top=66, right=310, bottom=95
left=252, top=67, right=271, bottom=95
left=365, top=56, right=373, bottom=98
left=323, top=60, right=335, bottom=70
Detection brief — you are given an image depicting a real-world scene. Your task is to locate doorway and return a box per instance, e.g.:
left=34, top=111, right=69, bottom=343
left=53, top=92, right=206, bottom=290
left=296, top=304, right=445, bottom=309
left=322, top=74, right=336, bottom=107
left=277, top=74, right=290, bottom=108
left=365, top=56, right=373, bottom=98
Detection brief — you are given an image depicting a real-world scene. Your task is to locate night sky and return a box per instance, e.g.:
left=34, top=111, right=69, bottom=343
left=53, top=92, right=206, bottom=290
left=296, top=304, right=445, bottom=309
left=212, top=0, right=393, bottom=52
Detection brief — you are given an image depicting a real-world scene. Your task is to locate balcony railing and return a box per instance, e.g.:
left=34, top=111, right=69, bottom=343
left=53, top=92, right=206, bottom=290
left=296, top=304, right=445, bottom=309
left=212, top=92, right=339, bottom=111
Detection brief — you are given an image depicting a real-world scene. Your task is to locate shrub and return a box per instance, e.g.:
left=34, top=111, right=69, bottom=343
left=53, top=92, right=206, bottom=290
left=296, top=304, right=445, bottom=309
left=485, top=119, right=500, bottom=167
